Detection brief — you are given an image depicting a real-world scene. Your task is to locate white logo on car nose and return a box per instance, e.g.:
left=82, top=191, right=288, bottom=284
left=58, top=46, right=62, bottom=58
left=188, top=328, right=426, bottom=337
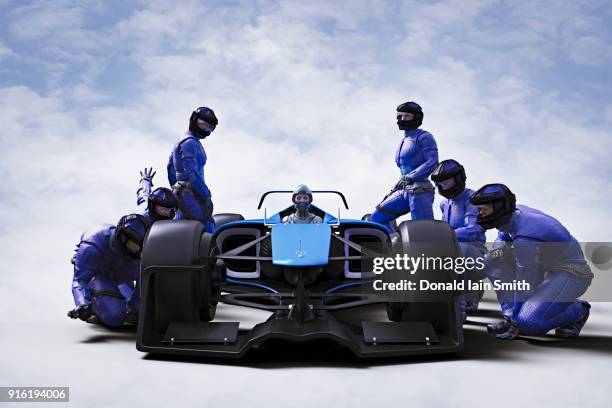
left=296, top=240, right=305, bottom=258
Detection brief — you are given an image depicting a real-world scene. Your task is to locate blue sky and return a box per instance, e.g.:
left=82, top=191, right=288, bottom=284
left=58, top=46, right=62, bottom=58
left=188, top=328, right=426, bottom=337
left=0, top=0, right=611, bottom=249
left=2, top=1, right=612, bottom=108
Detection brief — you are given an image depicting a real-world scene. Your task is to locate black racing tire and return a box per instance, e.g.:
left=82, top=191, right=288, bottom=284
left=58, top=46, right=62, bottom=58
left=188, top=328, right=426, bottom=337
left=213, top=213, right=244, bottom=228
left=141, top=220, right=217, bottom=333
left=198, top=231, right=217, bottom=321
left=364, top=212, right=398, bottom=231
left=385, top=220, right=460, bottom=334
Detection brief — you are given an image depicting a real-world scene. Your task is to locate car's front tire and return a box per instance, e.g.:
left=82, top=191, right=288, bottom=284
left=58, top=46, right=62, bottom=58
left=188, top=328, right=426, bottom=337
left=385, top=220, right=461, bottom=334
left=141, top=220, right=217, bottom=333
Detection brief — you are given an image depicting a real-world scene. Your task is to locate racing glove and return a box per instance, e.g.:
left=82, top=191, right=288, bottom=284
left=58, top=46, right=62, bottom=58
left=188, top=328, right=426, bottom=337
left=496, top=321, right=519, bottom=340
left=137, top=167, right=156, bottom=205
left=487, top=316, right=519, bottom=340
left=485, top=245, right=514, bottom=266
left=393, top=175, right=413, bottom=192
left=487, top=315, right=512, bottom=334
left=139, top=167, right=156, bottom=184
left=67, top=303, right=94, bottom=321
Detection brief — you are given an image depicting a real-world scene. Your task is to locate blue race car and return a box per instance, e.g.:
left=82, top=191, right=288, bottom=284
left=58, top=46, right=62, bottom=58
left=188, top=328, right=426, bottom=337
left=137, top=190, right=463, bottom=358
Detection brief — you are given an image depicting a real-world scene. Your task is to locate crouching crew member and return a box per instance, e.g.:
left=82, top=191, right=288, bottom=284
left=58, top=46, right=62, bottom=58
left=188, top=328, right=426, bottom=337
left=470, top=184, right=593, bottom=340
left=68, top=214, right=151, bottom=326
left=431, top=159, right=487, bottom=321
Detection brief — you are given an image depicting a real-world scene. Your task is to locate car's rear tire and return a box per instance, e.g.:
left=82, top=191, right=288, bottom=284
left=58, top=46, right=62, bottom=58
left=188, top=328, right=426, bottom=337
left=213, top=213, right=244, bottom=228
left=364, top=213, right=398, bottom=231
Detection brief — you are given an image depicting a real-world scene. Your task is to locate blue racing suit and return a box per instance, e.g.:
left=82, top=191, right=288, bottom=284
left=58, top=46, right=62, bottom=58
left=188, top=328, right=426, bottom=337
left=71, top=225, right=140, bottom=327
left=489, top=205, right=593, bottom=335
left=167, top=131, right=214, bottom=232
left=136, top=177, right=155, bottom=224
left=371, top=129, right=438, bottom=232
left=440, top=188, right=487, bottom=315
left=440, top=188, right=486, bottom=245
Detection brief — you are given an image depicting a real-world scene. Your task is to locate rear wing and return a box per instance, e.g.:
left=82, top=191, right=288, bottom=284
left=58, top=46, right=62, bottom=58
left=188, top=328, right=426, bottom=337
left=257, top=190, right=349, bottom=210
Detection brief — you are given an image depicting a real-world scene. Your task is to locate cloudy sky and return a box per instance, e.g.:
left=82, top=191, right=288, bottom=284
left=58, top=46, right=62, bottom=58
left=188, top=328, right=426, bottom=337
left=1, top=0, right=612, bottom=306
left=1, top=1, right=612, bottom=402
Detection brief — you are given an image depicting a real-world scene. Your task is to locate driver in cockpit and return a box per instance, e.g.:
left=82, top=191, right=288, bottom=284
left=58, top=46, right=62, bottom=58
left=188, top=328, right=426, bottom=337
left=282, top=184, right=323, bottom=224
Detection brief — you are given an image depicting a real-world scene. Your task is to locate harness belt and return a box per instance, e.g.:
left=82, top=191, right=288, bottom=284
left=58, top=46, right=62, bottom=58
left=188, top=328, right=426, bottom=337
left=375, top=180, right=435, bottom=215
left=406, top=180, right=435, bottom=193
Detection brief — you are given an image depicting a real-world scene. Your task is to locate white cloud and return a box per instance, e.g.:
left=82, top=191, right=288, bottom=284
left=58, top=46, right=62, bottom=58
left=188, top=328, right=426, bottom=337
left=0, top=0, right=610, bottom=243
left=8, top=1, right=86, bottom=41
left=0, top=42, right=14, bottom=59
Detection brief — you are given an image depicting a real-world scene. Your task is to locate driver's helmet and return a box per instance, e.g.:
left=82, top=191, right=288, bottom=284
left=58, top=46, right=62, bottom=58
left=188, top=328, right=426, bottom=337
left=292, top=184, right=313, bottom=212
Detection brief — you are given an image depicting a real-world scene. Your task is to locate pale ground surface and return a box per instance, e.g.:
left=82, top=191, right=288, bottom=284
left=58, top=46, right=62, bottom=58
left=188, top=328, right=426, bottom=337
left=1, top=291, right=611, bottom=408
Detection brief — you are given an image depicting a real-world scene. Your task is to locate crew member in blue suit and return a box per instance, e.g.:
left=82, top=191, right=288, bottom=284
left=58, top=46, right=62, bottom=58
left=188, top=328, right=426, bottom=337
left=371, top=101, right=438, bottom=232
left=167, top=107, right=218, bottom=233
left=67, top=214, right=151, bottom=327
left=431, top=159, right=486, bottom=320
left=470, top=184, right=593, bottom=340
left=137, top=167, right=178, bottom=223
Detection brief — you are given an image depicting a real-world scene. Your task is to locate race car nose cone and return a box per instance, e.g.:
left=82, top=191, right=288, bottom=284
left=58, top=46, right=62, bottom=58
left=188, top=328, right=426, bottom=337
left=271, top=223, right=331, bottom=266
